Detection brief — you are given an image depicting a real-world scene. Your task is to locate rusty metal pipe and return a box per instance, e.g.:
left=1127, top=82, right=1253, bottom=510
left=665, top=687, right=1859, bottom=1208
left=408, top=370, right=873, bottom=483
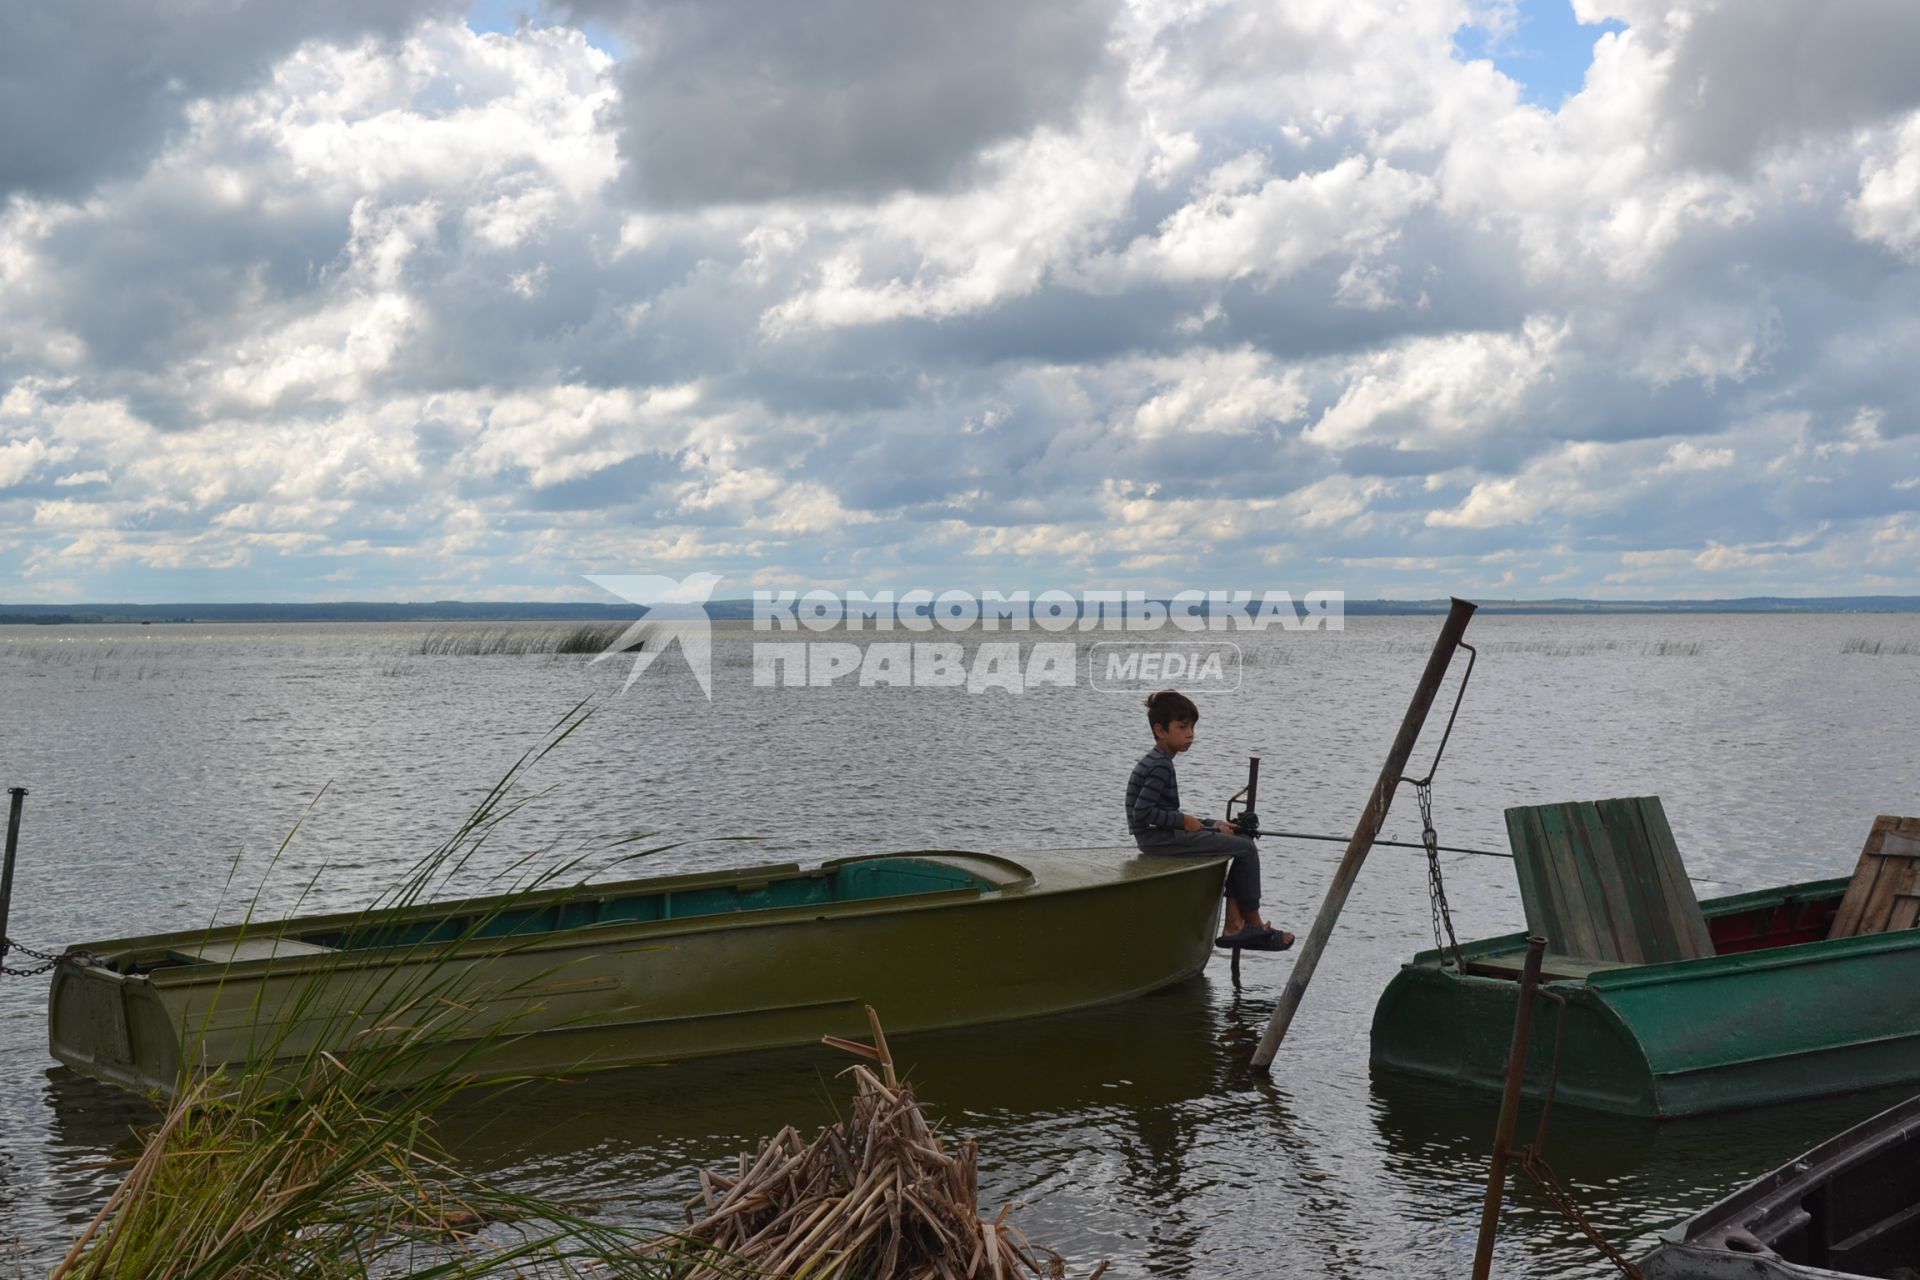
left=1471, top=934, right=1549, bottom=1280
left=1250, top=597, right=1477, bottom=1069
left=1, top=787, right=25, bottom=963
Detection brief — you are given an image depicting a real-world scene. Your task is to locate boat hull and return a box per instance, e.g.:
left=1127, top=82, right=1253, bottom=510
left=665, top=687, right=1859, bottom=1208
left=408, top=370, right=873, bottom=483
left=51, top=849, right=1228, bottom=1096
left=1370, top=879, right=1920, bottom=1118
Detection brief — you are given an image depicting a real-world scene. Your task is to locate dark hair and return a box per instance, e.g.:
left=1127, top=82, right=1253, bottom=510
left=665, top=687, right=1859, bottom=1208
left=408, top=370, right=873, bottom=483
left=1145, top=689, right=1198, bottom=728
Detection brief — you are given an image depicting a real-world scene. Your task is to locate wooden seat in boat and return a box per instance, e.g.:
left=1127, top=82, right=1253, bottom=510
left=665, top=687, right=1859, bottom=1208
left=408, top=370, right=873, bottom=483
left=1503, top=797, right=1715, bottom=965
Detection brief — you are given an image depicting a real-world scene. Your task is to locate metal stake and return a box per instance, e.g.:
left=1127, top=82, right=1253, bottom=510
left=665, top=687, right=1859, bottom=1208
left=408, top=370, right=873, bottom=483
left=1, top=787, right=25, bottom=962
left=1250, top=597, right=1477, bottom=1069
left=1471, top=934, right=1549, bottom=1280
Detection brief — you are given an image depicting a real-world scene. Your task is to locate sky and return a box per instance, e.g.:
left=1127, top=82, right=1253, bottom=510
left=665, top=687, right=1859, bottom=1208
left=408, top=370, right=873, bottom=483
left=2, top=0, right=1919, bottom=604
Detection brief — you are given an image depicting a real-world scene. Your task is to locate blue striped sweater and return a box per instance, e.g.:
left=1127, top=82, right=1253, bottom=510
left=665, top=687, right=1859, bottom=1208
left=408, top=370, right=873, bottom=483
left=1125, top=745, right=1185, bottom=836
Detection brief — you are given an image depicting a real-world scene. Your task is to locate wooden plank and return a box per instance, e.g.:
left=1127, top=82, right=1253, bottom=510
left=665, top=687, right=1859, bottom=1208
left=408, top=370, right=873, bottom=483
left=1852, top=826, right=1907, bottom=937
left=1619, top=797, right=1714, bottom=960
left=1828, top=820, right=1887, bottom=938
left=1876, top=831, right=1920, bottom=933
left=1571, top=801, right=1645, bottom=963
left=1465, top=948, right=1633, bottom=982
left=1537, top=804, right=1604, bottom=959
left=1596, top=798, right=1669, bottom=962
left=1512, top=805, right=1584, bottom=955
left=1506, top=808, right=1553, bottom=941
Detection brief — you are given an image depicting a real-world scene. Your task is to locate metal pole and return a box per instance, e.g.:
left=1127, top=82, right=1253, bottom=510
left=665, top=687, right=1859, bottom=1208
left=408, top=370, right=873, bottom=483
left=1, top=787, right=25, bottom=963
left=1471, top=935, right=1549, bottom=1280
left=1250, top=597, right=1477, bottom=1069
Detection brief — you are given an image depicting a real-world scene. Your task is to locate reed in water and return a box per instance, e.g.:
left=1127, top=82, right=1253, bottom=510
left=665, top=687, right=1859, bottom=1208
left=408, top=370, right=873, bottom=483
left=51, top=703, right=686, bottom=1280
left=655, top=1008, right=1100, bottom=1280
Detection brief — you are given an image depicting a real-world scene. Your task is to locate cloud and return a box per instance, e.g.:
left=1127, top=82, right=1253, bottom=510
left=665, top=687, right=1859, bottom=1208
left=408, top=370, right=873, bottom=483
left=1576, top=0, right=1920, bottom=173
left=3, top=2, right=1920, bottom=602
left=1848, top=112, right=1920, bottom=263
left=0, top=0, right=455, bottom=201
left=565, top=0, right=1123, bottom=206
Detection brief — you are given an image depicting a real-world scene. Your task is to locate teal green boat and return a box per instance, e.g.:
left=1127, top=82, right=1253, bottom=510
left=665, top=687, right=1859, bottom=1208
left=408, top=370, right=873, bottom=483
left=1370, top=801, right=1920, bottom=1118
left=50, top=848, right=1227, bottom=1096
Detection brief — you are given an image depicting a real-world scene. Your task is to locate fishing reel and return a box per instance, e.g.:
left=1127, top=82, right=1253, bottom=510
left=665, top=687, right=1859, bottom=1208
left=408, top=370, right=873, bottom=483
left=1224, top=756, right=1263, bottom=839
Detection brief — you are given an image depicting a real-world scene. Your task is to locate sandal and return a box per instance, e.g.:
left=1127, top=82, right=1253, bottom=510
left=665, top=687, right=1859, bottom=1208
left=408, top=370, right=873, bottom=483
left=1214, top=922, right=1270, bottom=949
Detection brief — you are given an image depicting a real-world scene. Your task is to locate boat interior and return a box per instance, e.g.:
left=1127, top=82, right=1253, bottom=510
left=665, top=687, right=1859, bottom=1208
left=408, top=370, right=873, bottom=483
left=104, top=857, right=1004, bottom=975
left=1668, top=1097, right=1920, bottom=1278
left=1460, top=801, right=1918, bottom=983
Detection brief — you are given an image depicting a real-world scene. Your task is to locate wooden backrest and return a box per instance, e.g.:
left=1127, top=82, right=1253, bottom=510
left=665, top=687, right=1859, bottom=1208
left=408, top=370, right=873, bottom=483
left=1829, top=817, right=1920, bottom=939
left=1504, top=797, right=1715, bottom=964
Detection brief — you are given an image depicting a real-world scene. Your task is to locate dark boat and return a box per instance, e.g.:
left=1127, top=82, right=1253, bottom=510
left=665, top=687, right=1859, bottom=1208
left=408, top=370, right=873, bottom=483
left=1639, top=1093, right=1920, bottom=1278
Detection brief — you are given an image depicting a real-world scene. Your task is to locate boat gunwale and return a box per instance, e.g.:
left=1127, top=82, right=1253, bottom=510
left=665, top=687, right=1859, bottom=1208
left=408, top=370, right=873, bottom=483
left=1650, top=1093, right=1920, bottom=1258
left=64, top=850, right=1013, bottom=959
left=1402, top=876, right=1860, bottom=988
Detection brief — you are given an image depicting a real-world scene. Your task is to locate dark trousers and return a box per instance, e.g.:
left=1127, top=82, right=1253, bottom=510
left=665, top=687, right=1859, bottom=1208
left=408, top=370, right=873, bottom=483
left=1134, top=828, right=1261, bottom=913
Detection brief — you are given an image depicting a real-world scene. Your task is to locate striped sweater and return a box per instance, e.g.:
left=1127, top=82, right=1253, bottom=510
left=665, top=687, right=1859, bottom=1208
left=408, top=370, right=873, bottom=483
left=1125, top=745, right=1186, bottom=836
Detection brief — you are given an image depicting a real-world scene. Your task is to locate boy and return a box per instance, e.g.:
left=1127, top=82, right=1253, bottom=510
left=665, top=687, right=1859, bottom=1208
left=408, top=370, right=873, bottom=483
left=1126, top=689, right=1292, bottom=951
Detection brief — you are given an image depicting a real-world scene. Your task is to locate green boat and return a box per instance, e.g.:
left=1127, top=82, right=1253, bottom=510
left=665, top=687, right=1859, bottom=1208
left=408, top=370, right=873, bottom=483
left=1370, top=800, right=1920, bottom=1118
left=50, top=848, right=1228, bottom=1096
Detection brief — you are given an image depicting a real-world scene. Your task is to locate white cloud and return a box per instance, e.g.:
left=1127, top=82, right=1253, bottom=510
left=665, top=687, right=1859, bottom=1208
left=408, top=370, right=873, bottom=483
left=1089, top=155, right=1433, bottom=289
left=1307, top=318, right=1564, bottom=451
left=1848, top=112, right=1920, bottom=262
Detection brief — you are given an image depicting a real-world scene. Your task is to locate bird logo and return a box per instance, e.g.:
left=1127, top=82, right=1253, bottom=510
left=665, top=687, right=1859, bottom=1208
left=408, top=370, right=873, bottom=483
left=583, top=571, right=723, bottom=698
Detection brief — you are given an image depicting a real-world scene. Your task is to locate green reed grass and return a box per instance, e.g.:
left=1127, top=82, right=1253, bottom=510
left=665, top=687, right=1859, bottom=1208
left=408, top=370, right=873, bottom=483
left=1843, top=637, right=1920, bottom=656
left=52, top=701, right=704, bottom=1280
left=414, top=626, right=638, bottom=657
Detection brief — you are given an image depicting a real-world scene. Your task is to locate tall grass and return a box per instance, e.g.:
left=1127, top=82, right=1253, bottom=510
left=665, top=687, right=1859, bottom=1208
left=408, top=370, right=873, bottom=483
left=1843, top=637, right=1920, bottom=656
left=414, top=626, right=638, bottom=657
left=52, top=701, right=697, bottom=1280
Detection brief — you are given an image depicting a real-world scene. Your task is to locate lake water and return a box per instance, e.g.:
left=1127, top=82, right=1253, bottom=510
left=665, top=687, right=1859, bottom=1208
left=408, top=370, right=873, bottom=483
left=2, top=611, right=1917, bottom=1277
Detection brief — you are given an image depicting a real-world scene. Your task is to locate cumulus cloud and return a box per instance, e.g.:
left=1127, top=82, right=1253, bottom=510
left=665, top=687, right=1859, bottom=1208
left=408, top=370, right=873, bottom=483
left=564, top=0, right=1122, bottom=206
left=0, top=0, right=455, bottom=200
left=1577, top=0, right=1920, bottom=173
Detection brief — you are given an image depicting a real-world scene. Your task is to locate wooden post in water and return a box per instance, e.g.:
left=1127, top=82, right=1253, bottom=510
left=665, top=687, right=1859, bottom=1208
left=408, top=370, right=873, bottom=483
left=1250, top=598, right=1476, bottom=1070
left=1, top=787, right=25, bottom=965
left=1471, top=934, right=1548, bottom=1280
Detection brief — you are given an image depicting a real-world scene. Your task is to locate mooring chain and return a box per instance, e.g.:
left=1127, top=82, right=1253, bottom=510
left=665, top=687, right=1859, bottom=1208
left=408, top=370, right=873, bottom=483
left=1, top=937, right=71, bottom=979
left=1417, top=781, right=1466, bottom=972
left=1515, top=1148, right=1644, bottom=1280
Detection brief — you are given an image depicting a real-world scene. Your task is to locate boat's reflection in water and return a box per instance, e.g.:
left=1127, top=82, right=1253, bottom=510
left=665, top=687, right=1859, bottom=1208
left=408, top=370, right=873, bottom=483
left=427, top=975, right=1266, bottom=1278
left=1366, top=1069, right=1919, bottom=1275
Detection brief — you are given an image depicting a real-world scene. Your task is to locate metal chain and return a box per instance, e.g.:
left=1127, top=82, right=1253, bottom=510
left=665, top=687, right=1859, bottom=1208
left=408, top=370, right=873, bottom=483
left=1516, top=1148, right=1645, bottom=1280
left=1, top=937, right=69, bottom=978
left=1417, top=781, right=1466, bottom=971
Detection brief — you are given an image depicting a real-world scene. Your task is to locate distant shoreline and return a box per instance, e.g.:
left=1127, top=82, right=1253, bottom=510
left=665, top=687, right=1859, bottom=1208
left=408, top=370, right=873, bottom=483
left=2, top=595, right=1919, bottom=625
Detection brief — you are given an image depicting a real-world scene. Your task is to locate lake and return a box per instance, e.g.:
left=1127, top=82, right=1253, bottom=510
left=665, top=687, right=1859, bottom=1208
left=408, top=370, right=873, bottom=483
left=2, top=611, right=1918, bottom=1276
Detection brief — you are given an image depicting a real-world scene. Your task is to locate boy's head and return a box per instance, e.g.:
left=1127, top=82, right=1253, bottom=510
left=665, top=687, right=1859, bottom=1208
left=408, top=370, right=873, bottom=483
left=1145, top=689, right=1199, bottom=754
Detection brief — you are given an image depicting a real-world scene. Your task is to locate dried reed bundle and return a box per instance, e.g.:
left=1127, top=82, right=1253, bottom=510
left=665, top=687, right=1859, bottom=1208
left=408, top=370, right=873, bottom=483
left=657, top=1008, right=1101, bottom=1280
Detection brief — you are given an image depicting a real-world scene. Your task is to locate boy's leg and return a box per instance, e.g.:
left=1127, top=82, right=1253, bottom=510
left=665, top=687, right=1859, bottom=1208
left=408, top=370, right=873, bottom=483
left=1135, top=828, right=1264, bottom=927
